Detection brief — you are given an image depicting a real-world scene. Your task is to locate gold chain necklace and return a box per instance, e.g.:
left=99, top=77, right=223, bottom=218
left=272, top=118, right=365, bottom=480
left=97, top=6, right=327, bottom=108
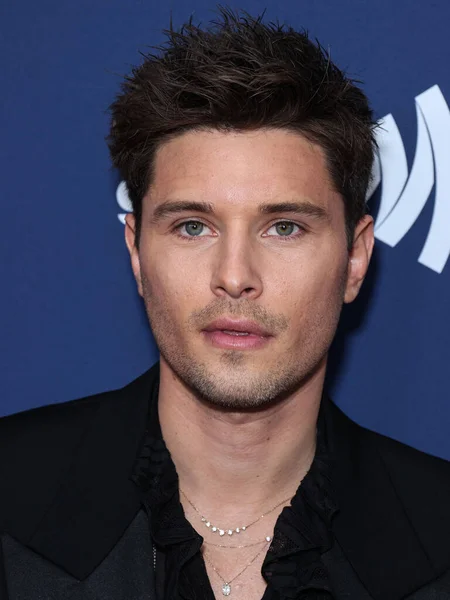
left=203, top=537, right=270, bottom=549
left=180, top=489, right=293, bottom=537
left=203, top=541, right=269, bottom=596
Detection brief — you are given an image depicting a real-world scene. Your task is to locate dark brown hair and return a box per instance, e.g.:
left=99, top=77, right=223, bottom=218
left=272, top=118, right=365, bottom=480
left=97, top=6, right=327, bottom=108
left=107, top=7, right=377, bottom=248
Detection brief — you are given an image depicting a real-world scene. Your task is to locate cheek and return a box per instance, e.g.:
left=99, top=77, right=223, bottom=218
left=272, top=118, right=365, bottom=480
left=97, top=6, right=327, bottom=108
left=140, top=247, right=208, bottom=315
left=275, top=255, right=347, bottom=331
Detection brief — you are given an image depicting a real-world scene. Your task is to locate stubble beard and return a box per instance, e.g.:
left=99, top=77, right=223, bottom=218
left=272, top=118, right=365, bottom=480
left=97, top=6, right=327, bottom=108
left=141, top=274, right=346, bottom=411
left=161, top=347, right=326, bottom=410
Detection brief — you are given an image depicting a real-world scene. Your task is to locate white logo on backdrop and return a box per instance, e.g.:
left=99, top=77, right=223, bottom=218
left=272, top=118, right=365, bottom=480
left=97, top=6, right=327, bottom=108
left=117, top=181, right=132, bottom=225
left=368, top=84, right=450, bottom=274
left=117, top=84, right=450, bottom=273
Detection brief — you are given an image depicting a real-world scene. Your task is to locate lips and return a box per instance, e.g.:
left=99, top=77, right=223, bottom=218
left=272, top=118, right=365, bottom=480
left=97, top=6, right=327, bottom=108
left=202, top=318, right=273, bottom=350
left=203, top=318, right=271, bottom=337
left=221, top=330, right=251, bottom=336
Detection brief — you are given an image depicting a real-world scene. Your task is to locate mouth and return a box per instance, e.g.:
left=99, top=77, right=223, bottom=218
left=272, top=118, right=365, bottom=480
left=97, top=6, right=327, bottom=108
left=202, top=319, right=273, bottom=350
left=220, top=330, right=252, bottom=336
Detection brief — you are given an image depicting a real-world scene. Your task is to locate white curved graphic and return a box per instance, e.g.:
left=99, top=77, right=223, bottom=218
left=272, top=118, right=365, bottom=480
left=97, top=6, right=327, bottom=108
left=116, top=180, right=132, bottom=225
left=368, top=84, right=450, bottom=274
left=365, top=150, right=381, bottom=203
left=374, top=100, right=434, bottom=245
left=417, top=86, right=450, bottom=273
left=370, top=114, right=409, bottom=227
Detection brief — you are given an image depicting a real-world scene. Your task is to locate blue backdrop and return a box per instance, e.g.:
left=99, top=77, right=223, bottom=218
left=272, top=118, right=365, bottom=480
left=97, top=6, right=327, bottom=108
left=1, top=0, right=449, bottom=459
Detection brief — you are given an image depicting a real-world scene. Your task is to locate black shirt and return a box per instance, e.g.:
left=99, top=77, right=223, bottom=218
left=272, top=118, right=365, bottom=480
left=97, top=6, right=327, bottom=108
left=131, top=378, right=343, bottom=600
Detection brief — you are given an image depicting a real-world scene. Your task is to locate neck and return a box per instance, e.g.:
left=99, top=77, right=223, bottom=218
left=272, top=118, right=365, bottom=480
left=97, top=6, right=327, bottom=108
left=158, top=358, right=325, bottom=515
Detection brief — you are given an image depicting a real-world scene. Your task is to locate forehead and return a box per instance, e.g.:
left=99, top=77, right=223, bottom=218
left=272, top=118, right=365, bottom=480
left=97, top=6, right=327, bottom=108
left=148, top=128, right=340, bottom=212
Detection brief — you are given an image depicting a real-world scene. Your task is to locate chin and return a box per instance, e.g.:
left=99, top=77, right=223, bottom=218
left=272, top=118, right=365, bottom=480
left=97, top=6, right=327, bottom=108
left=160, top=336, right=324, bottom=410
left=182, top=364, right=303, bottom=411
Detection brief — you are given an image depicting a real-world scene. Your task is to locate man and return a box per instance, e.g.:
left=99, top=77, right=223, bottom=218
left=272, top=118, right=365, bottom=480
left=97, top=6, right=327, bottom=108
left=1, top=8, right=450, bottom=599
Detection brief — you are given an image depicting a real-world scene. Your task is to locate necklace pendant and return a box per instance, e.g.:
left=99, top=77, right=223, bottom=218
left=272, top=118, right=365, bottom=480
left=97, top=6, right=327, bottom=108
left=222, top=583, right=231, bottom=596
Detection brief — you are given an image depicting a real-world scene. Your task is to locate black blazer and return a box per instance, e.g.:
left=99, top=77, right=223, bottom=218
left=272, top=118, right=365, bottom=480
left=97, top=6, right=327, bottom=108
left=1, top=365, right=450, bottom=599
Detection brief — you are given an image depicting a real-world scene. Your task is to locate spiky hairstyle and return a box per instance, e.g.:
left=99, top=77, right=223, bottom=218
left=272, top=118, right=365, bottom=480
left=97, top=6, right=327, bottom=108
left=107, top=7, right=377, bottom=247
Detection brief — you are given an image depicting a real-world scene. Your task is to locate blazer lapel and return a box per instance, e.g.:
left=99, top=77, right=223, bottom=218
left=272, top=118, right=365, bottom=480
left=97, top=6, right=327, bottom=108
left=24, top=366, right=157, bottom=581
left=2, top=510, right=155, bottom=600
left=2, top=533, right=80, bottom=599
left=325, top=399, right=435, bottom=600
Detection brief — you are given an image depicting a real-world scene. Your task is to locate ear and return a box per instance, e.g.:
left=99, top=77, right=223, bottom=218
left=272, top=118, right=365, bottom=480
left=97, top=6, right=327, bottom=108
left=124, top=213, right=143, bottom=297
left=344, top=214, right=374, bottom=304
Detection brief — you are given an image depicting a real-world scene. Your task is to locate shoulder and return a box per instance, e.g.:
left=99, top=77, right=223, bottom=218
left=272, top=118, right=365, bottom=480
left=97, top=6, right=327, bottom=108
left=360, top=423, right=450, bottom=494
left=0, top=368, right=155, bottom=535
left=328, top=401, right=450, bottom=591
left=0, top=387, right=108, bottom=535
left=0, top=367, right=155, bottom=453
left=329, top=399, right=450, bottom=495
left=360, top=422, right=450, bottom=572
left=0, top=385, right=116, bottom=465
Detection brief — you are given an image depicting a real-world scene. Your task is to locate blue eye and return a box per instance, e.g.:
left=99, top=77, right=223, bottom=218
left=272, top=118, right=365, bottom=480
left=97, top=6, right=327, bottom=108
left=179, top=221, right=206, bottom=236
left=266, top=222, right=301, bottom=237
left=275, top=222, right=296, bottom=236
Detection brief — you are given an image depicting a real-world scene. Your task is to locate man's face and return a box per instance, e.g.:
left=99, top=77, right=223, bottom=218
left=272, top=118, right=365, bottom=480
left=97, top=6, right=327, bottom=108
left=126, top=128, right=373, bottom=409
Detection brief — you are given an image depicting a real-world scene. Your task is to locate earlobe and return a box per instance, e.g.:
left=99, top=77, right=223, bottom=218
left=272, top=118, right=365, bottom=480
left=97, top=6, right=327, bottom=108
left=344, top=215, right=374, bottom=304
left=124, top=214, right=143, bottom=297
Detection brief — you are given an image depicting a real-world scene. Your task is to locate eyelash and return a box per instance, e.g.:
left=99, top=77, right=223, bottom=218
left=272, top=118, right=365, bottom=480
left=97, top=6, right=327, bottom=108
left=172, top=220, right=305, bottom=241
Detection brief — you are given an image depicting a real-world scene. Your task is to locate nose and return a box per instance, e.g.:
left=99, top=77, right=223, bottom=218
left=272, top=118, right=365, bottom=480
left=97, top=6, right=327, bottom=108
left=210, top=232, right=263, bottom=300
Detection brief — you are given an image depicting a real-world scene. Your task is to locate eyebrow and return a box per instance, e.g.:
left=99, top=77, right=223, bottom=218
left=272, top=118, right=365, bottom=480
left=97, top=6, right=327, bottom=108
left=150, top=199, right=329, bottom=223
left=259, top=201, right=329, bottom=221
left=151, top=201, right=214, bottom=223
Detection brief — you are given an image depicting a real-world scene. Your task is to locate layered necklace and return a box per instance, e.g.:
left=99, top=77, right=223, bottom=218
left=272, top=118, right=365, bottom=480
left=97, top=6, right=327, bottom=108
left=203, top=541, right=269, bottom=596
left=181, top=489, right=293, bottom=596
left=181, top=489, right=292, bottom=537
